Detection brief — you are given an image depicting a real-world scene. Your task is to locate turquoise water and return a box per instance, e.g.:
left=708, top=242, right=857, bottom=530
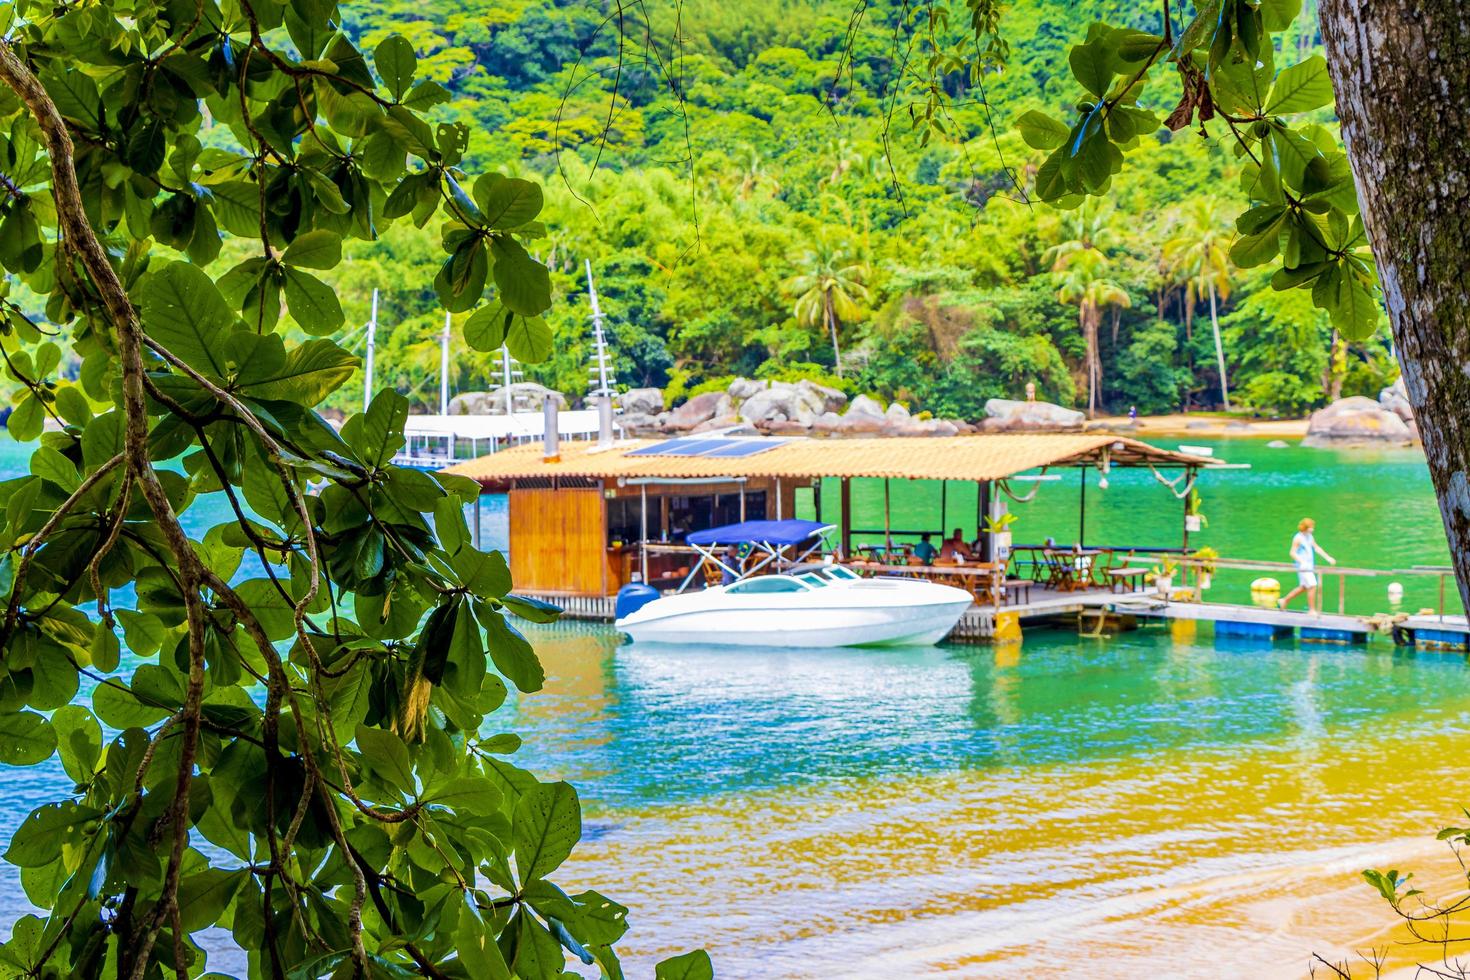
left=0, top=434, right=1464, bottom=976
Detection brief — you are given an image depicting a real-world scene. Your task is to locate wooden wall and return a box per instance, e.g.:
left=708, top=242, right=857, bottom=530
left=508, top=487, right=608, bottom=595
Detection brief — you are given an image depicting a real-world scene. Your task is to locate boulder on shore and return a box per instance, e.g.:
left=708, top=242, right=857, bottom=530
left=448, top=384, right=566, bottom=415
left=662, top=391, right=729, bottom=432
left=1304, top=395, right=1413, bottom=445
left=622, top=387, right=664, bottom=416
left=981, top=398, right=1084, bottom=431
left=1379, top=376, right=1413, bottom=423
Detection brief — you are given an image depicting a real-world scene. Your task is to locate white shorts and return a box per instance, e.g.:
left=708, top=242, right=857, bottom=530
left=1297, top=570, right=1318, bottom=588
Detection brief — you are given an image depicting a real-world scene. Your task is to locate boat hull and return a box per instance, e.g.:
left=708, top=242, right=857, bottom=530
left=615, top=580, right=973, bottom=648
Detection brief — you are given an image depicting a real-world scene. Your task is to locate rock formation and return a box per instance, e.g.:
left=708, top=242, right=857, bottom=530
left=979, top=398, right=1085, bottom=432
left=1304, top=395, right=1414, bottom=445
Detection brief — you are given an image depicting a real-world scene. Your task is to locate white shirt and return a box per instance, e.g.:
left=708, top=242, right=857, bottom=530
left=1291, top=531, right=1315, bottom=570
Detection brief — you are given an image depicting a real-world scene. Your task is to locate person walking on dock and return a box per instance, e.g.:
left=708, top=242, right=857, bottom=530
left=1279, top=518, right=1336, bottom=615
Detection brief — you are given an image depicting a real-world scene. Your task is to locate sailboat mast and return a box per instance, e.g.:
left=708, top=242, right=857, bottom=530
left=439, top=310, right=451, bottom=416
left=363, top=288, right=378, bottom=412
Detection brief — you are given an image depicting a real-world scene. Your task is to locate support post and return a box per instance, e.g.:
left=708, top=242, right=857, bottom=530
left=978, top=480, right=992, bottom=562
left=739, top=483, right=746, bottom=522
left=1079, top=465, right=1087, bottom=547
left=883, top=478, right=892, bottom=551
left=1181, top=467, right=1193, bottom=551
left=940, top=480, right=947, bottom=538
left=640, top=484, right=648, bottom=583
left=776, top=477, right=783, bottom=520
left=814, top=479, right=822, bottom=523
left=840, top=478, right=852, bottom=558
left=1338, top=572, right=1346, bottom=615
left=473, top=494, right=482, bottom=549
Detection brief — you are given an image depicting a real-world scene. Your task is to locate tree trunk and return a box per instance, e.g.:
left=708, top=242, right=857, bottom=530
left=1208, top=279, right=1230, bottom=411
left=825, top=292, right=843, bottom=378
left=1321, top=0, right=1470, bottom=611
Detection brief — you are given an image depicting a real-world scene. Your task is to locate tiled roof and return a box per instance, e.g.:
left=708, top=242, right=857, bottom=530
left=442, top=434, right=1216, bottom=485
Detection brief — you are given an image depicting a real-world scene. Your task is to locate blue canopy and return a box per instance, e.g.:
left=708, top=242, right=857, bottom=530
left=685, top=519, right=832, bottom=547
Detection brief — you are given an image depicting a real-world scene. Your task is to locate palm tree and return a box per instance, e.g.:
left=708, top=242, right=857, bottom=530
left=783, top=244, right=871, bottom=378
left=1162, top=199, right=1236, bottom=410
left=1048, top=248, right=1131, bottom=417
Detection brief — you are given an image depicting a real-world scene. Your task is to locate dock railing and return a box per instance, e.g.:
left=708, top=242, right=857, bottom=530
left=1158, top=555, right=1460, bottom=620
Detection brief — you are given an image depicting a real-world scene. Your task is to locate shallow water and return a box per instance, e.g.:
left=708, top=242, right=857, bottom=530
left=2, top=434, right=1468, bottom=977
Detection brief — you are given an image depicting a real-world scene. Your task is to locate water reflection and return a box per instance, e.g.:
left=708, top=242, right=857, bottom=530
left=509, top=624, right=1470, bottom=976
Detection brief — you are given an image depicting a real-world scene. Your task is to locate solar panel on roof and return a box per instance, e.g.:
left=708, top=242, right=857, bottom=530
left=624, top=436, right=787, bottom=458
left=702, top=440, right=783, bottom=457
left=625, top=436, right=708, bottom=456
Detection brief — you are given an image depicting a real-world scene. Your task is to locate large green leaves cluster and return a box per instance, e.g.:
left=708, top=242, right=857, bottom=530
left=1018, top=0, right=1385, bottom=342
left=0, top=0, right=702, bottom=977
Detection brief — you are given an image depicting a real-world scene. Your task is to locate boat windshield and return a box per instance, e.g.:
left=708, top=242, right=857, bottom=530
left=725, top=576, right=810, bottom=595
left=823, top=566, right=860, bottom=581
left=795, top=573, right=829, bottom=588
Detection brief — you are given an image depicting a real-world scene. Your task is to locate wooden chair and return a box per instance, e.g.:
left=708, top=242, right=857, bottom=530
left=1039, top=549, right=1077, bottom=592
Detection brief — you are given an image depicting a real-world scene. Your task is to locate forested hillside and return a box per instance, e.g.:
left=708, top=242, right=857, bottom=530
left=314, top=0, right=1391, bottom=416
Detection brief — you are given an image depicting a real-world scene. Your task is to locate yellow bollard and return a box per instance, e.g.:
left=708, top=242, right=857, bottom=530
left=993, top=611, right=1022, bottom=643
left=1170, top=618, right=1197, bottom=644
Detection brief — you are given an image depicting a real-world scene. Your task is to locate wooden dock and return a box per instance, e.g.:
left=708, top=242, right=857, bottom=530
left=512, top=584, right=1470, bottom=651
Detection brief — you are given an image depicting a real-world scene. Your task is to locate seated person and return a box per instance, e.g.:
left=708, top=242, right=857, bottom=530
left=912, top=533, right=939, bottom=565
left=938, top=528, right=973, bottom=561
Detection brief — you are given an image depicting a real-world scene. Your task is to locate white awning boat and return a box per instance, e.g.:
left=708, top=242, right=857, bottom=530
left=614, top=520, right=972, bottom=648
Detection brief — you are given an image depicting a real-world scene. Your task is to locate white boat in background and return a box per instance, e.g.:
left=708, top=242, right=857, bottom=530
left=614, top=520, right=973, bottom=648
left=616, top=564, right=973, bottom=647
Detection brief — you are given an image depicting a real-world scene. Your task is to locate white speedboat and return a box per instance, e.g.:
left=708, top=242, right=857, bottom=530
left=616, top=564, right=973, bottom=647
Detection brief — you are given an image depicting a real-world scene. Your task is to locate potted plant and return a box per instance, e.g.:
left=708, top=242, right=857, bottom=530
left=1184, top=488, right=1207, bottom=533
left=983, top=512, right=1017, bottom=561
left=1192, top=546, right=1219, bottom=590
left=1151, top=558, right=1179, bottom=596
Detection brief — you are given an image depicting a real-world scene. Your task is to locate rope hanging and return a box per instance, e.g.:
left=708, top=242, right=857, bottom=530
left=1148, top=464, right=1198, bottom=499
left=998, top=466, right=1049, bottom=503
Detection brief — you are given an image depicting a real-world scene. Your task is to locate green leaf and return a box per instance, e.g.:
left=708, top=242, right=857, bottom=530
left=425, top=776, right=502, bottom=815
left=1266, top=54, right=1333, bottom=114
left=232, top=578, right=296, bottom=642
left=375, top=35, right=418, bottom=101
left=92, top=679, right=171, bottom=728
left=505, top=314, right=553, bottom=364
left=1229, top=228, right=1281, bottom=268
left=0, top=711, right=55, bottom=765
left=463, top=304, right=510, bottom=353
left=655, top=949, right=714, bottom=980
left=513, top=781, right=580, bottom=883
left=342, top=389, right=408, bottom=467
left=4, top=801, right=100, bottom=867
left=281, top=229, right=343, bottom=270
left=490, top=238, right=551, bottom=316
left=1068, top=40, right=1113, bottom=98
left=283, top=268, right=346, bottom=335
left=436, top=238, right=489, bottom=313
left=502, top=594, right=561, bottom=624
left=1260, top=0, right=1303, bottom=31
left=7, top=396, right=43, bottom=443
left=355, top=725, right=416, bottom=796
left=237, top=339, right=358, bottom=406
left=472, top=175, right=544, bottom=229
left=1016, top=110, right=1069, bottom=151
left=176, top=868, right=247, bottom=932
left=483, top=614, right=541, bottom=696
left=51, top=705, right=101, bottom=783
left=1325, top=271, right=1383, bottom=342
left=136, top=262, right=238, bottom=377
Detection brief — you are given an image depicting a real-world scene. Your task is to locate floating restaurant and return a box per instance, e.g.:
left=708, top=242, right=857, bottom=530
left=443, top=423, right=1223, bottom=638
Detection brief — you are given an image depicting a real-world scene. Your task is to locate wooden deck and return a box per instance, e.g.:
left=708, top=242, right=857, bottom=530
left=509, top=583, right=1470, bottom=651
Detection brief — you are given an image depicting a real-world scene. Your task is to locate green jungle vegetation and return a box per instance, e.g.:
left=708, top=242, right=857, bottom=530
left=297, top=0, right=1390, bottom=419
